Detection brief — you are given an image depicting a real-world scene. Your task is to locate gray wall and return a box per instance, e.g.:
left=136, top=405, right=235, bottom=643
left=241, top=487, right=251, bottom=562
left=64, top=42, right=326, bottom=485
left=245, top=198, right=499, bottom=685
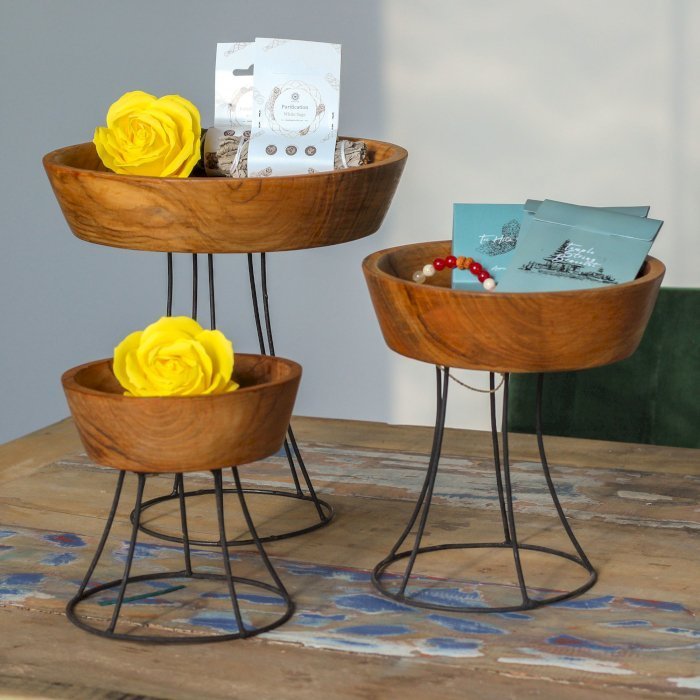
left=2, top=0, right=698, bottom=444
left=0, top=0, right=387, bottom=443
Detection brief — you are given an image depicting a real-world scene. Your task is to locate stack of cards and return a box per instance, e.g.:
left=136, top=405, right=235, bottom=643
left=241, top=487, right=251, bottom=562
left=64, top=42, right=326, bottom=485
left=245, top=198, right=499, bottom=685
left=452, top=200, right=662, bottom=292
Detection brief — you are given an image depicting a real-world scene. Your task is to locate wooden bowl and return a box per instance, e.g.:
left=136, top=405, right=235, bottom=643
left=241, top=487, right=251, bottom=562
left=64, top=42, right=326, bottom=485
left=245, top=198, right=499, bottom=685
left=363, top=241, right=665, bottom=373
left=43, top=138, right=407, bottom=253
left=62, top=354, right=301, bottom=473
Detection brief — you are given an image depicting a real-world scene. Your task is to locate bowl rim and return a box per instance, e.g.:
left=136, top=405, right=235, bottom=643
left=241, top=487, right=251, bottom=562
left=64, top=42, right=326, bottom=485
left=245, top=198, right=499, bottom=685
left=43, top=136, right=408, bottom=184
left=363, top=239, right=665, bottom=300
left=61, top=353, right=302, bottom=401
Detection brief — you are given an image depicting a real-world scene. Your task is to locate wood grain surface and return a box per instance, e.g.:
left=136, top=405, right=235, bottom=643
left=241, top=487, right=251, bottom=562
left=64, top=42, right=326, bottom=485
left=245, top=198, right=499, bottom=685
left=62, top=354, right=300, bottom=473
left=0, top=417, right=697, bottom=700
left=363, top=240, right=665, bottom=373
left=43, top=138, right=407, bottom=253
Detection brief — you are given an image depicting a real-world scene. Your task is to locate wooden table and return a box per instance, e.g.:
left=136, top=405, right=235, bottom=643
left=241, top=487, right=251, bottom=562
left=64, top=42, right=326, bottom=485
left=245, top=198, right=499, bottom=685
left=1, top=416, right=698, bottom=700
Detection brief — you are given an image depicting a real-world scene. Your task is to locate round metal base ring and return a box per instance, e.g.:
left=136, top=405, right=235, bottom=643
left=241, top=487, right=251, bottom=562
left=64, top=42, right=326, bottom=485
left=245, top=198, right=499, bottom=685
left=372, top=542, right=597, bottom=614
left=67, top=570, right=295, bottom=644
left=135, top=488, right=334, bottom=547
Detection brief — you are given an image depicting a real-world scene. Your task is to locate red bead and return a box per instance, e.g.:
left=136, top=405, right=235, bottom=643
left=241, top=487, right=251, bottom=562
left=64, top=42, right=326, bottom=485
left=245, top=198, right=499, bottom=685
left=433, top=258, right=446, bottom=271
left=469, top=262, right=483, bottom=275
left=478, top=270, right=490, bottom=282
left=445, top=255, right=457, bottom=269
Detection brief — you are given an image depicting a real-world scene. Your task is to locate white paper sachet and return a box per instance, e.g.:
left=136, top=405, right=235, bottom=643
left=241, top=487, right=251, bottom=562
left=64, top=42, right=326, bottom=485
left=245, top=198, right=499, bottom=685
left=204, top=42, right=255, bottom=176
left=248, top=38, right=341, bottom=177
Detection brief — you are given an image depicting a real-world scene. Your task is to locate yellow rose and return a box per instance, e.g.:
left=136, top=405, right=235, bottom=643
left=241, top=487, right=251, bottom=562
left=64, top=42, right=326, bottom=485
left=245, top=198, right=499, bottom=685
left=113, top=317, right=239, bottom=397
left=93, top=91, right=201, bottom=178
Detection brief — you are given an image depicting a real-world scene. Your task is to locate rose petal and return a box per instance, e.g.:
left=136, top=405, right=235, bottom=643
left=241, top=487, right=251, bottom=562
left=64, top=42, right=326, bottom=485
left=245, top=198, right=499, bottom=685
left=197, top=330, right=234, bottom=392
left=106, top=91, right=156, bottom=126
left=144, top=316, right=204, bottom=340
left=113, top=330, right=143, bottom=395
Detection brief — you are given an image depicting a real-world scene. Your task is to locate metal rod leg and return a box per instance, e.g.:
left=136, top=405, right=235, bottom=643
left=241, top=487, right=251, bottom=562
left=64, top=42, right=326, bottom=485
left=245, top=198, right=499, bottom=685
left=535, top=373, right=593, bottom=569
left=398, top=366, right=450, bottom=596
left=248, top=254, right=306, bottom=496
left=176, top=473, right=192, bottom=575
left=490, top=372, right=511, bottom=543
left=108, top=473, right=146, bottom=633
left=166, top=254, right=199, bottom=502
left=208, top=254, right=216, bottom=330
left=385, top=366, right=446, bottom=559
left=213, top=470, right=246, bottom=636
left=76, top=471, right=125, bottom=598
left=192, top=254, right=198, bottom=320
left=501, top=374, right=530, bottom=607
left=260, top=253, right=275, bottom=355
left=166, top=253, right=173, bottom=317
left=258, top=253, right=325, bottom=512
left=258, top=254, right=325, bottom=511
left=247, top=253, right=267, bottom=354
left=162, top=252, right=180, bottom=497
left=286, top=427, right=325, bottom=517
left=231, top=467, right=291, bottom=598
left=281, top=441, right=304, bottom=496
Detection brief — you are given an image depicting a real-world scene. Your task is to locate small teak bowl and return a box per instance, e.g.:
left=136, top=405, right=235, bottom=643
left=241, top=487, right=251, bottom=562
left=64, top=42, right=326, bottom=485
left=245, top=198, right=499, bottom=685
left=43, top=138, right=408, bottom=254
left=62, top=354, right=301, bottom=473
left=363, top=241, right=665, bottom=373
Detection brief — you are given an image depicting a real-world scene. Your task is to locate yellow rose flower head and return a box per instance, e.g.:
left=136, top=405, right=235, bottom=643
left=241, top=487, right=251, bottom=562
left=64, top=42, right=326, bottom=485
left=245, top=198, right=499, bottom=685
left=93, top=91, right=201, bottom=178
left=113, top=317, right=239, bottom=397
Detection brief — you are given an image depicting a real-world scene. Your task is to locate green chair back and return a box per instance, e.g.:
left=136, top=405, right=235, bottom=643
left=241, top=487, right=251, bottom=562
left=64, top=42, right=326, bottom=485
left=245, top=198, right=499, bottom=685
left=508, top=288, right=700, bottom=448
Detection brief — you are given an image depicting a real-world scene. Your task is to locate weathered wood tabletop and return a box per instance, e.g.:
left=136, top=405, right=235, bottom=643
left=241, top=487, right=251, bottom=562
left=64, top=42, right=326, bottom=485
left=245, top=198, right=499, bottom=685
left=0, top=417, right=698, bottom=700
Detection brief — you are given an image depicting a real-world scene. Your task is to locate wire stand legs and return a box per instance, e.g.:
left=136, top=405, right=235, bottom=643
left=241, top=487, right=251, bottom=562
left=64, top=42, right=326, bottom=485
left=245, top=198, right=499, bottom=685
left=135, top=254, right=333, bottom=547
left=372, top=369, right=597, bottom=613
left=245, top=252, right=334, bottom=532
left=67, top=469, right=294, bottom=643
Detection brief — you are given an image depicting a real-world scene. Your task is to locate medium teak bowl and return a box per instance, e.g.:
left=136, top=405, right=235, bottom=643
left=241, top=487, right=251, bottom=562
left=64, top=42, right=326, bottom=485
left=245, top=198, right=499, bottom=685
left=363, top=241, right=665, bottom=373
left=62, top=353, right=301, bottom=473
left=43, top=138, right=407, bottom=254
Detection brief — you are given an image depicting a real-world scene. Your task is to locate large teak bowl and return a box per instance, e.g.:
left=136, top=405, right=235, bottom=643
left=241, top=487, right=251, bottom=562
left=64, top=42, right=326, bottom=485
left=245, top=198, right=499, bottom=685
left=363, top=241, right=665, bottom=373
left=43, top=138, right=407, bottom=253
left=62, top=354, right=301, bottom=473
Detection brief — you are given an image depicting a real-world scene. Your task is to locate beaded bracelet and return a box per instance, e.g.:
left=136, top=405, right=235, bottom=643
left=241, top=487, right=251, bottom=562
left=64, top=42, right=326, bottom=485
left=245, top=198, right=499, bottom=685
left=412, top=255, right=496, bottom=291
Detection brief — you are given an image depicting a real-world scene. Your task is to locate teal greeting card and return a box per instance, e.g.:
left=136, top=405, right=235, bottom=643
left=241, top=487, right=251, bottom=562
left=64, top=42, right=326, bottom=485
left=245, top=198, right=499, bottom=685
left=451, top=204, right=524, bottom=289
left=451, top=202, right=652, bottom=290
left=496, top=200, right=662, bottom=292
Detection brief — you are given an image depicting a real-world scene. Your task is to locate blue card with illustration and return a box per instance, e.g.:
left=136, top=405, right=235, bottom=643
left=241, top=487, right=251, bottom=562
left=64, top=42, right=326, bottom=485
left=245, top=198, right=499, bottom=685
left=497, top=200, right=662, bottom=292
left=451, top=204, right=524, bottom=290
left=452, top=201, right=656, bottom=291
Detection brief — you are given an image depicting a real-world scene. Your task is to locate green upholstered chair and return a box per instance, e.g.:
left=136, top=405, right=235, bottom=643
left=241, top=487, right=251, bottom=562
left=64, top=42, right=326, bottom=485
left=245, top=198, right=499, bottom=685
left=508, top=288, right=700, bottom=448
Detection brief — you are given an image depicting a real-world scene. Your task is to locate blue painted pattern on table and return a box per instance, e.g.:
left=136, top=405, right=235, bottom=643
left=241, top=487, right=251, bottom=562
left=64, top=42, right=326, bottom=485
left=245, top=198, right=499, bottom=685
left=427, top=614, right=508, bottom=636
left=623, top=597, right=690, bottom=614
left=41, top=552, right=77, bottom=567
left=43, top=533, right=85, bottom=548
left=339, top=624, right=413, bottom=636
left=334, top=593, right=414, bottom=614
left=547, top=634, right=626, bottom=652
left=2, top=434, right=698, bottom=692
left=553, top=595, right=615, bottom=610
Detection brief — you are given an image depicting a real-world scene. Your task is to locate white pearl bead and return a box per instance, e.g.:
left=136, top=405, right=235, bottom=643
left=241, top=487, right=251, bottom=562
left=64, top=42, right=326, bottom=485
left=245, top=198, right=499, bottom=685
left=482, top=278, right=496, bottom=291
left=422, top=264, right=436, bottom=277
left=412, top=270, right=426, bottom=284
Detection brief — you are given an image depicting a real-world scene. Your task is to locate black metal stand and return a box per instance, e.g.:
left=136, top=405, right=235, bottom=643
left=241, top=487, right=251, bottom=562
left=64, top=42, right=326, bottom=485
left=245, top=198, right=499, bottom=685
left=67, top=467, right=294, bottom=643
left=372, top=368, right=597, bottom=613
left=134, top=254, right=333, bottom=546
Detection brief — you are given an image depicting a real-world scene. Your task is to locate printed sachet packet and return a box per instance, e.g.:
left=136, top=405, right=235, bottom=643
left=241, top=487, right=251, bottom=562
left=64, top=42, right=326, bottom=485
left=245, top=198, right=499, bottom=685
left=248, top=38, right=341, bottom=177
left=203, top=42, right=255, bottom=176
